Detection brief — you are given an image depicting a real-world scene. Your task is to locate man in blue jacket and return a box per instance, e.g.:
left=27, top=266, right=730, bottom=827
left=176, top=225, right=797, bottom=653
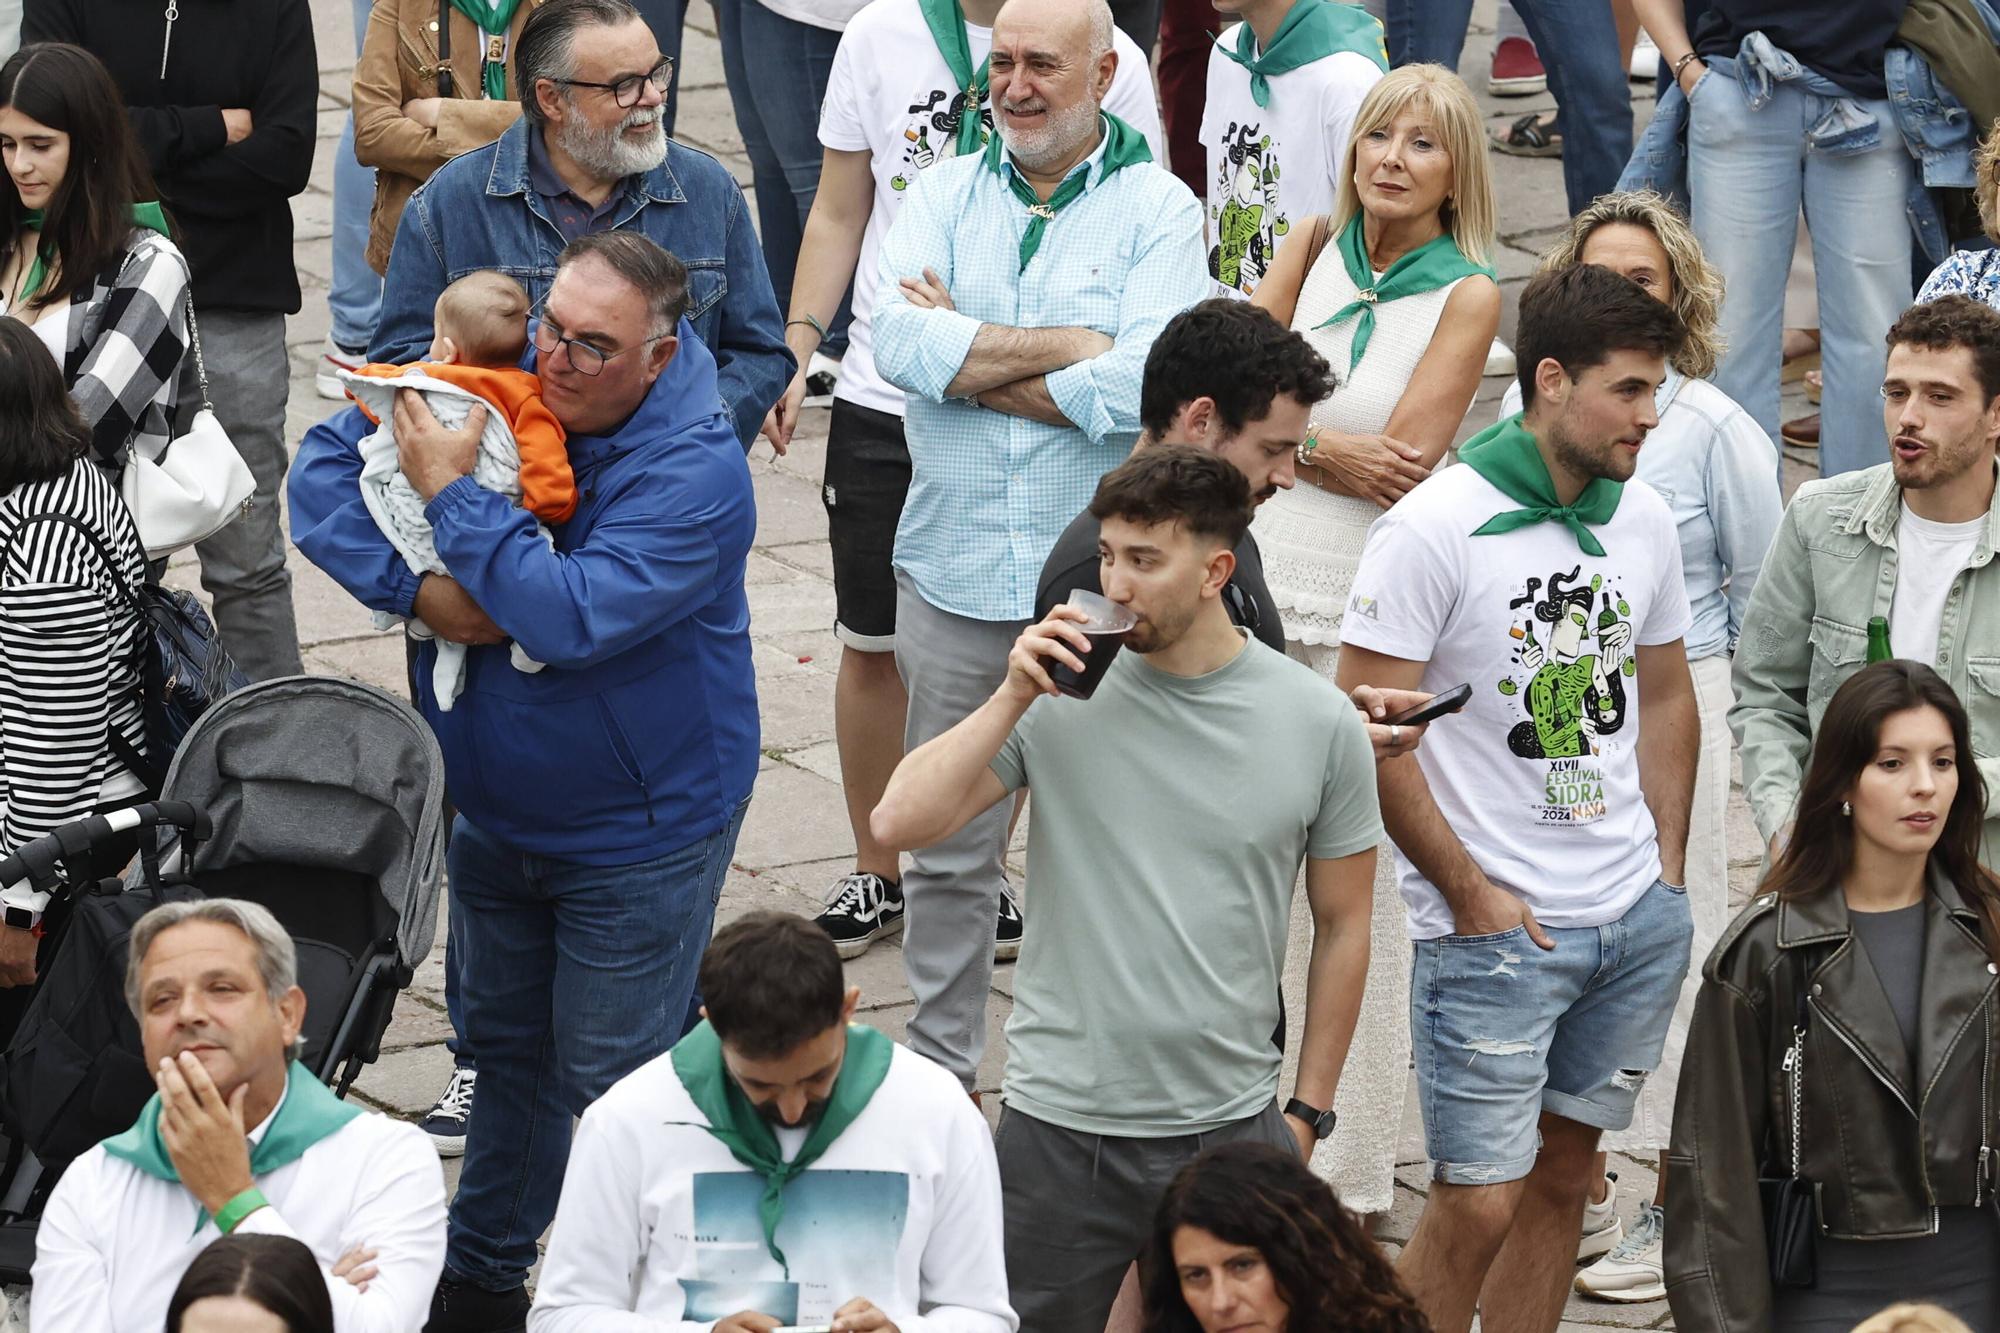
left=370, top=0, right=792, bottom=451
left=289, top=232, right=759, bottom=1333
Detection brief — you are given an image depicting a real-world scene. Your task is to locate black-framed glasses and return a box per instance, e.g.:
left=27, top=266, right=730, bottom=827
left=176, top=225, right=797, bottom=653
left=530, top=315, right=670, bottom=377
left=555, top=56, right=674, bottom=108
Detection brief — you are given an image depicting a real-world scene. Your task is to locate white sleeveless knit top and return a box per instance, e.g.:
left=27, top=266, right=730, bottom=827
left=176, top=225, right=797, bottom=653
left=1250, top=237, right=1467, bottom=646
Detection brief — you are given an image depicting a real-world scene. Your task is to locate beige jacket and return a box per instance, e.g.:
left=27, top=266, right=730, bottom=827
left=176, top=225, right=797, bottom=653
left=352, top=0, right=545, bottom=275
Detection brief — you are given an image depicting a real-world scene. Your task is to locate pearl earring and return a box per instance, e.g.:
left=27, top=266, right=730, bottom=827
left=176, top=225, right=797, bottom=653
left=1841, top=801, right=1852, bottom=817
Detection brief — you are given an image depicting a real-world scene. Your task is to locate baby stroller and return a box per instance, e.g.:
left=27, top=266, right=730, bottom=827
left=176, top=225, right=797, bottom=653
left=0, top=676, right=446, bottom=1283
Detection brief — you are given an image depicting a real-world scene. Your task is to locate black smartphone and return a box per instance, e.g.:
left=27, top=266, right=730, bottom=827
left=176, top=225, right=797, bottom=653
left=1382, top=683, right=1472, bottom=727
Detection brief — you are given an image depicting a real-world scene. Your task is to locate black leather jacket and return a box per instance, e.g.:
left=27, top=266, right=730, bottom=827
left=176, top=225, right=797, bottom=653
left=1664, top=872, right=2000, bottom=1333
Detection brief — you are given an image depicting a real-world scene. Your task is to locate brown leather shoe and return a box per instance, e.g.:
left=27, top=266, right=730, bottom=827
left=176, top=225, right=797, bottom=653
left=1781, top=413, right=1820, bottom=448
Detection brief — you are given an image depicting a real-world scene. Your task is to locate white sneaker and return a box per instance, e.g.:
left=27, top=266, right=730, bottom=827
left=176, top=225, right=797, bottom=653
left=1577, top=1200, right=1665, bottom=1301
left=315, top=335, right=367, bottom=401
left=1577, top=1171, right=1624, bottom=1261
left=1630, top=31, right=1660, bottom=81
left=1484, top=336, right=1517, bottom=378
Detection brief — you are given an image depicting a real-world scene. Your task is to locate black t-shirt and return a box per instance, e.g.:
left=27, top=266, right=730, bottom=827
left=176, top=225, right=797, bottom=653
left=1693, top=0, right=1908, bottom=98
left=1035, top=508, right=1287, bottom=654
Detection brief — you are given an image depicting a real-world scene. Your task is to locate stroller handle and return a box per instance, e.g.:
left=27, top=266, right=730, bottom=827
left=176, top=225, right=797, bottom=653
left=0, top=801, right=213, bottom=896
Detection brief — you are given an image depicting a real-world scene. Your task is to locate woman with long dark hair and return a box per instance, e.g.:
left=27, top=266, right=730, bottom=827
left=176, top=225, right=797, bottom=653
left=0, top=42, right=189, bottom=483
left=1141, top=1141, right=1432, bottom=1333
left=166, top=1234, right=336, bottom=1333
left=1666, top=661, right=2000, bottom=1333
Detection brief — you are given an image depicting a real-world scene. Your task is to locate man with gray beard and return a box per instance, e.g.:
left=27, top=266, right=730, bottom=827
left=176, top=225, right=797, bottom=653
left=370, top=0, right=791, bottom=453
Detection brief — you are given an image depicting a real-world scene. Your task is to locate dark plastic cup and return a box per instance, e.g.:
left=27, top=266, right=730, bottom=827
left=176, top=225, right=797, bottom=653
left=1043, top=590, right=1137, bottom=700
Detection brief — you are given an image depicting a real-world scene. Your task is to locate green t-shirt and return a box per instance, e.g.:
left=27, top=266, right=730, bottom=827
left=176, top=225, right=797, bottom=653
left=989, top=633, right=1381, bottom=1137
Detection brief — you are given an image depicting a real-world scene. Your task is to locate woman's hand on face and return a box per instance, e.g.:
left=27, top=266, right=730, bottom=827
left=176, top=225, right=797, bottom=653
left=1318, top=433, right=1430, bottom=509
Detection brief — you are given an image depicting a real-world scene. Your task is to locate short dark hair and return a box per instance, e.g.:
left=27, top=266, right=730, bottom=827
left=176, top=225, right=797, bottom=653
left=1087, top=444, right=1253, bottom=550
left=1887, top=295, right=2000, bottom=403
left=699, top=912, right=847, bottom=1060
left=1138, top=300, right=1334, bottom=439
left=166, top=1234, right=334, bottom=1333
left=557, top=231, right=690, bottom=332
left=1515, top=263, right=1686, bottom=409
left=516, top=0, right=644, bottom=125
left=0, top=319, right=91, bottom=491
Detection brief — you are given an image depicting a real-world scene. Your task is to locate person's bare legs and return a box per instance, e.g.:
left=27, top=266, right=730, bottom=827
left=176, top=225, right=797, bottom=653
left=1397, top=1176, right=1530, bottom=1333
left=1479, top=1113, right=1604, bottom=1333
left=837, top=645, right=908, bottom=878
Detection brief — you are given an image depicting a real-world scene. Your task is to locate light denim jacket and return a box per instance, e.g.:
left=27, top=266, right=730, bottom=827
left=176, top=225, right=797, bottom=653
left=1729, top=463, right=2000, bottom=863
left=370, top=120, right=794, bottom=449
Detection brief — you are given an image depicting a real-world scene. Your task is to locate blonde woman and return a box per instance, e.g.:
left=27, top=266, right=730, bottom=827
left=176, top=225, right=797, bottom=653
left=1498, top=191, right=1783, bottom=1302
left=1917, top=120, right=2000, bottom=307
left=1251, top=62, right=1498, bottom=1222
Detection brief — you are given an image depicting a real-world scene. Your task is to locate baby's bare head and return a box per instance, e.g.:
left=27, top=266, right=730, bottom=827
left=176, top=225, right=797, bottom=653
left=431, top=271, right=531, bottom=367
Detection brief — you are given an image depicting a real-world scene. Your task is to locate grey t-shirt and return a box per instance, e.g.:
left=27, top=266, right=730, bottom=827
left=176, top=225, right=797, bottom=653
left=989, top=633, right=1382, bottom=1137
left=1850, top=901, right=1927, bottom=1065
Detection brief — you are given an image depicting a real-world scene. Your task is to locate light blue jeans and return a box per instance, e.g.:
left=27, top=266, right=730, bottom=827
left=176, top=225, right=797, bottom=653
left=1688, top=69, right=1913, bottom=478
left=329, top=0, right=381, bottom=352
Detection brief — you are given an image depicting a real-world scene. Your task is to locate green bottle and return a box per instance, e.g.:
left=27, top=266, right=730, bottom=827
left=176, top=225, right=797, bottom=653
left=1866, top=616, right=1894, bottom=664
left=1598, top=593, right=1616, bottom=632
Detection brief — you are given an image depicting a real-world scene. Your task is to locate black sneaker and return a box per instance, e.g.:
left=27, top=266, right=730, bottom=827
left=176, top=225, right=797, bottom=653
left=424, top=1271, right=528, bottom=1333
left=420, top=1067, right=475, bottom=1158
left=814, top=872, right=904, bottom=959
left=995, top=886, right=1024, bottom=962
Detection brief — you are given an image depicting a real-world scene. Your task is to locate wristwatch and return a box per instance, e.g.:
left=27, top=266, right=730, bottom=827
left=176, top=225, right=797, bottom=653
left=2, top=905, right=38, bottom=931
left=1284, top=1096, right=1338, bottom=1140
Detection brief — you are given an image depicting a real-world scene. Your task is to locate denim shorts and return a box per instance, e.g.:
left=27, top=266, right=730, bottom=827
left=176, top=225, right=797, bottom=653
left=1410, top=877, right=1694, bottom=1185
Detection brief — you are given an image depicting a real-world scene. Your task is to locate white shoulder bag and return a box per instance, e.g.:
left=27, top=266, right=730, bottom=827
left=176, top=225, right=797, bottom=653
left=119, top=296, right=256, bottom=558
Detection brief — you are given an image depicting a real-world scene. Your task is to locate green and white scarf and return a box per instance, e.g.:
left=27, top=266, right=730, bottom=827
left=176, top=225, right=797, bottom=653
left=918, top=0, right=991, bottom=156
left=14, top=201, right=171, bottom=309
left=1214, top=0, right=1388, bottom=107
left=448, top=0, right=526, bottom=100
left=1314, top=213, right=1493, bottom=374
left=985, top=112, right=1152, bottom=271
left=1460, top=413, right=1624, bottom=557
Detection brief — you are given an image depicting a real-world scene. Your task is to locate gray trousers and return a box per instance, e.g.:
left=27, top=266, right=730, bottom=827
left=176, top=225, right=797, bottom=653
left=893, top=572, right=1024, bottom=1086
left=997, top=1101, right=1296, bottom=1333
left=188, top=310, right=303, bottom=681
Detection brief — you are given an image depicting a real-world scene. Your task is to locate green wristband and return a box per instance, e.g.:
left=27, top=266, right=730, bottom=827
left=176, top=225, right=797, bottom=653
left=214, top=1187, right=268, bottom=1234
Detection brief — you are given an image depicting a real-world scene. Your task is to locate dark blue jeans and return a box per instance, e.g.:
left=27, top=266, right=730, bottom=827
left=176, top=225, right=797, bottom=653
left=442, top=800, right=749, bottom=1289
left=1387, top=0, right=1630, bottom=215
left=634, top=0, right=691, bottom=138
left=713, top=0, right=852, bottom=355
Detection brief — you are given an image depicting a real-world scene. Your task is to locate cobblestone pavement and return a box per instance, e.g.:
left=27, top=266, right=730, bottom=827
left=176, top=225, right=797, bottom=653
left=260, top=2, right=1821, bottom=1320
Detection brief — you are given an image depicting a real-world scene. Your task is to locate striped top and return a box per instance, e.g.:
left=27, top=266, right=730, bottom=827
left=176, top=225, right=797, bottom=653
left=0, top=460, right=148, bottom=853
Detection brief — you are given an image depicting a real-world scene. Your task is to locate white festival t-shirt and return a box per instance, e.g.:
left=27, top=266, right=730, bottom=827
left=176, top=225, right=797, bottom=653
left=1199, top=27, right=1380, bottom=299
left=1890, top=503, right=1984, bottom=666
left=1339, top=464, right=1694, bottom=938
left=818, top=0, right=1166, bottom=416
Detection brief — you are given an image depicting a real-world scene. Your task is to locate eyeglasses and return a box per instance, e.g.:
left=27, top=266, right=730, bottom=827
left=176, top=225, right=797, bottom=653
left=555, top=56, right=675, bottom=109
left=530, top=315, right=670, bottom=377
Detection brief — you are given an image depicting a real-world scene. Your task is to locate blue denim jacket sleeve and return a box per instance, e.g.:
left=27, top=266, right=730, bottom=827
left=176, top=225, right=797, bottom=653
left=370, top=182, right=447, bottom=365
left=709, top=183, right=795, bottom=450
left=286, top=406, right=425, bottom=620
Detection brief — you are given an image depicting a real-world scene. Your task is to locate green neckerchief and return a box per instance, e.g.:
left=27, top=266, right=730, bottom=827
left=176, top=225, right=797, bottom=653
left=101, top=1061, right=361, bottom=1234
left=447, top=0, right=526, bottom=100
left=1460, top=413, right=1623, bottom=557
left=1315, top=213, right=1493, bottom=374
left=15, top=201, right=170, bottom=310
left=917, top=0, right=990, bottom=156
left=670, top=1020, right=893, bottom=1274
left=1215, top=0, right=1389, bottom=106
left=984, top=113, right=1152, bottom=272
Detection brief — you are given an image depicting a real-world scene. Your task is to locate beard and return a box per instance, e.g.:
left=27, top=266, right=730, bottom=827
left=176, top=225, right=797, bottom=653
left=756, top=1096, right=829, bottom=1130
left=1892, top=427, right=1990, bottom=492
left=998, top=93, right=1102, bottom=171
left=554, top=100, right=668, bottom=180
left=1548, top=418, right=1638, bottom=484
left=1124, top=597, right=1201, bottom=655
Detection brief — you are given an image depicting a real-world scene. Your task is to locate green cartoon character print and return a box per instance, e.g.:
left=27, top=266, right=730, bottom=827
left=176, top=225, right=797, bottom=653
left=1209, top=122, right=1289, bottom=293
left=892, top=87, right=990, bottom=192
left=1503, top=566, right=1632, bottom=760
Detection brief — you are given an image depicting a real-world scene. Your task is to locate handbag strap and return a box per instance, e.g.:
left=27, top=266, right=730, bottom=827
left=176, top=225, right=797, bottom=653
left=1303, top=213, right=1333, bottom=276
left=1785, top=980, right=1810, bottom=1177
left=437, top=0, right=454, bottom=96
left=181, top=290, right=214, bottom=414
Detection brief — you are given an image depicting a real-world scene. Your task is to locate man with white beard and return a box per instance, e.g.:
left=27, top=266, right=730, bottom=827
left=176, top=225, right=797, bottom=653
left=369, top=0, right=792, bottom=455
left=870, top=0, right=1206, bottom=1103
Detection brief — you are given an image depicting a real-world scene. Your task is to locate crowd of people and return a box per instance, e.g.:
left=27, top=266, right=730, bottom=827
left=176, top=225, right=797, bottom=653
left=4, top=0, right=2000, bottom=1330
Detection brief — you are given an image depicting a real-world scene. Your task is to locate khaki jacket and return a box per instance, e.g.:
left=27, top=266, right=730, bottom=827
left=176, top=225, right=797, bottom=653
left=1664, top=872, right=2000, bottom=1333
left=352, top=0, right=544, bottom=274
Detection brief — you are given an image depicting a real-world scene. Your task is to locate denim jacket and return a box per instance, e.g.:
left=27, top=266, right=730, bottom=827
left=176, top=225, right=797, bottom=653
left=369, top=119, right=794, bottom=449
left=1729, top=464, right=2000, bottom=865
left=1620, top=16, right=1999, bottom=264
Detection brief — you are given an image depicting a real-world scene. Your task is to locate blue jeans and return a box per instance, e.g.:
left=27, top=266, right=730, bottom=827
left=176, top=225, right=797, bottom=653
left=634, top=0, right=690, bottom=138
left=1688, top=70, right=1912, bottom=478
left=1386, top=0, right=1630, bottom=216
left=713, top=0, right=851, bottom=356
left=1411, top=878, right=1693, bottom=1186
left=442, top=800, right=748, bottom=1289
left=329, top=0, right=381, bottom=351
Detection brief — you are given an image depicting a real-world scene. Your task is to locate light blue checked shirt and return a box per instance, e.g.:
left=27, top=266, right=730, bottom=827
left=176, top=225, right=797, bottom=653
left=874, top=121, right=1207, bottom=622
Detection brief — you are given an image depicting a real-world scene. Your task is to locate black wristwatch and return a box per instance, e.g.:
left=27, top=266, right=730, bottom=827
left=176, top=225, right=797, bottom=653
left=1284, top=1097, right=1337, bottom=1140
left=2, top=905, right=37, bottom=931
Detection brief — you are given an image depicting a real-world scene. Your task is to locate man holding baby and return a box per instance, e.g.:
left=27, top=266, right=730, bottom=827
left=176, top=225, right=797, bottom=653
left=288, top=229, right=759, bottom=1332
